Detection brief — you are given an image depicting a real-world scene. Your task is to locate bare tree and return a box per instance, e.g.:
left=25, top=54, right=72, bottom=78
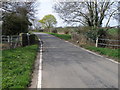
left=54, top=0, right=119, bottom=28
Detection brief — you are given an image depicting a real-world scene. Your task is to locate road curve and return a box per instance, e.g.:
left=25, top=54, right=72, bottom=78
left=34, top=32, right=118, bottom=88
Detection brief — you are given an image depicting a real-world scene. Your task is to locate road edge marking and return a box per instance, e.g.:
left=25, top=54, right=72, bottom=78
left=37, top=39, right=43, bottom=88
left=68, top=41, right=119, bottom=64
left=51, top=35, right=119, bottom=64
left=80, top=47, right=119, bottom=64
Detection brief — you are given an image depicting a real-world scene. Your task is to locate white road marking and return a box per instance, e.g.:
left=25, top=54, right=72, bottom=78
left=53, top=36, right=119, bottom=64
left=68, top=41, right=119, bottom=64
left=80, top=47, right=119, bottom=64
left=37, top=39, right=43, bottom=89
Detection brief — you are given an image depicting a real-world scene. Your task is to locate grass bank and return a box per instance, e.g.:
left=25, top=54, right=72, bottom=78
left=47, top=32, right=71, bottom=40
left=82, top=45, right=120, bottom=62
left=47, top=32, right=119, bottom=62
left=2, top=45, right=38, bottom=89
left=31, top=31, right=119, bottom=62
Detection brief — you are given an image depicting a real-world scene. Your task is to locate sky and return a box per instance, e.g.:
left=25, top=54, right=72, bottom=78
left=35, top=0, right=66, bottom=27
left=35, top=0, right=118, bottom=27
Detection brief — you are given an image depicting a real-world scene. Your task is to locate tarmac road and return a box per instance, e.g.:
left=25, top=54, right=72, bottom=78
left=34, top=32, right=118, bottom=88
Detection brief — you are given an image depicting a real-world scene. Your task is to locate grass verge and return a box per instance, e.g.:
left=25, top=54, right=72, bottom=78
left=2, top=44, right=38, bottom=89
left=31, top=31, right=119, bottom=62
left=82, top=45, right=120, bottom=62
left=47, top=32, right=71, bottom=40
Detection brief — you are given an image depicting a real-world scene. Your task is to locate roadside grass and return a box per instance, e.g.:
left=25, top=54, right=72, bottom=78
left=2, top=44, right=38, bottom=89
left=107, top=28, right=118, bottom=36
left=82, top=45, right=120, bottom=62
left=30, top=31, right=119, bottom=62
left=46, top=32, right=119, bottom=62
left=47, top=32, right=71, bottom=40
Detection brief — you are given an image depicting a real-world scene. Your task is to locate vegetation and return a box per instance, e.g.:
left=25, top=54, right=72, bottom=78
left=82, top=45, right=120, bottom=62
left=107, top=28, right=118, bottom=36
left=47, top=32, right=71, bottom=40
left=54, top=2, right=119, bottom=27
left=39, top=14, right=57, bottom=30
left=2, top=2, right=36, bottom=35
left=2, top=45, right=38, bottom=89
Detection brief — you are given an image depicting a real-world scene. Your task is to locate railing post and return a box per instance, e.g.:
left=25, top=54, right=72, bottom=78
left=96, top=37, right=98, bottom=47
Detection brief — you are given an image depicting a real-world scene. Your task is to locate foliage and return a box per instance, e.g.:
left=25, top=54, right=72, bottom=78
left=83, top=45, right=120, bottom=62
left=39, top=14, right=57, bottom=29
left=48, top=33, right=71, bottom=40
left=51, top=29, right=58, bottom=33
left=2, top=13, right=31, bottom=35
left=107, top=28, right=118, bottom=37
left=2, top=45, right=38, bottom=89
left=2, top=2, right=36, bottom=35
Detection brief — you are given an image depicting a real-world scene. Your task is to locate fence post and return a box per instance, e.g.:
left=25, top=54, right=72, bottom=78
left=96, top=37, right=98, bottom=47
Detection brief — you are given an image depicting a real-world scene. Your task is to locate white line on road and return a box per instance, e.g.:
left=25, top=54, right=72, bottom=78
left=69, top=42, right=119, bottom=64
left=80, top=47, right=119, bottom=64
left=37, top=39, right=43, bottom=88
left=59, top=38, right=119, bottom=64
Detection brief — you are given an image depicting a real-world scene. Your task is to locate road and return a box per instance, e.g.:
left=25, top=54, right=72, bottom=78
left=34, top=32, right=118, bottom=88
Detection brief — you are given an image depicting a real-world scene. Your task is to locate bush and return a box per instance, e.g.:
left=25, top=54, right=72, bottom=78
left=85, top=30, right=98, bottom=42
left=64, top=30, right=69, bottom=34
left=52, top=29, right=57, bottom=33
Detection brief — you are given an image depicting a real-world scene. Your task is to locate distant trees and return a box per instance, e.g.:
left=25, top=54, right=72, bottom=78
left=39, top=14, right=57, bottom=29
left=32, top=19, right=41, bottom=30
left=54, top=1, right=119, bottom=28
left=2, top=1, right=37, bottom=35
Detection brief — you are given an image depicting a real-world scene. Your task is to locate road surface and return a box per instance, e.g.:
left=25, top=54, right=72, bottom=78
left=34, top=32, right=118, bottom=88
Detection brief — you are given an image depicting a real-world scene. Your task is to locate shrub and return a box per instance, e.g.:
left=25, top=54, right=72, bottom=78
left=64, top=30, right=69, bottom=34
left=52, top=29, right=57, bottom=33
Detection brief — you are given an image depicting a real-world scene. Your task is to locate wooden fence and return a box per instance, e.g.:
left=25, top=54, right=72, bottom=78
left=1, top=35, right=22, bottom=49
left=71, top=33, right=120, bottom=49
left=96, top=38, right=120, bottom=48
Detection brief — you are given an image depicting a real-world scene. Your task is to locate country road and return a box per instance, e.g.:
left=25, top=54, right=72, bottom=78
left=34, top=32, right=118, bottom=88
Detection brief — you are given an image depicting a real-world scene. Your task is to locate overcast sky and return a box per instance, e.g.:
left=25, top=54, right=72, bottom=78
left=35, top=0, right=118, bottom=27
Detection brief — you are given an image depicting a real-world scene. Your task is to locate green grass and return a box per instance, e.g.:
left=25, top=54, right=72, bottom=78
left=2, top=45, right=38, bottom=89
left=107, top=28, right=118, bottom=36
left=83, top=45, right=120, bottom=62
left=47, top=32, right=71, bottom=40
left=30, top=30, right=71, bottom=40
